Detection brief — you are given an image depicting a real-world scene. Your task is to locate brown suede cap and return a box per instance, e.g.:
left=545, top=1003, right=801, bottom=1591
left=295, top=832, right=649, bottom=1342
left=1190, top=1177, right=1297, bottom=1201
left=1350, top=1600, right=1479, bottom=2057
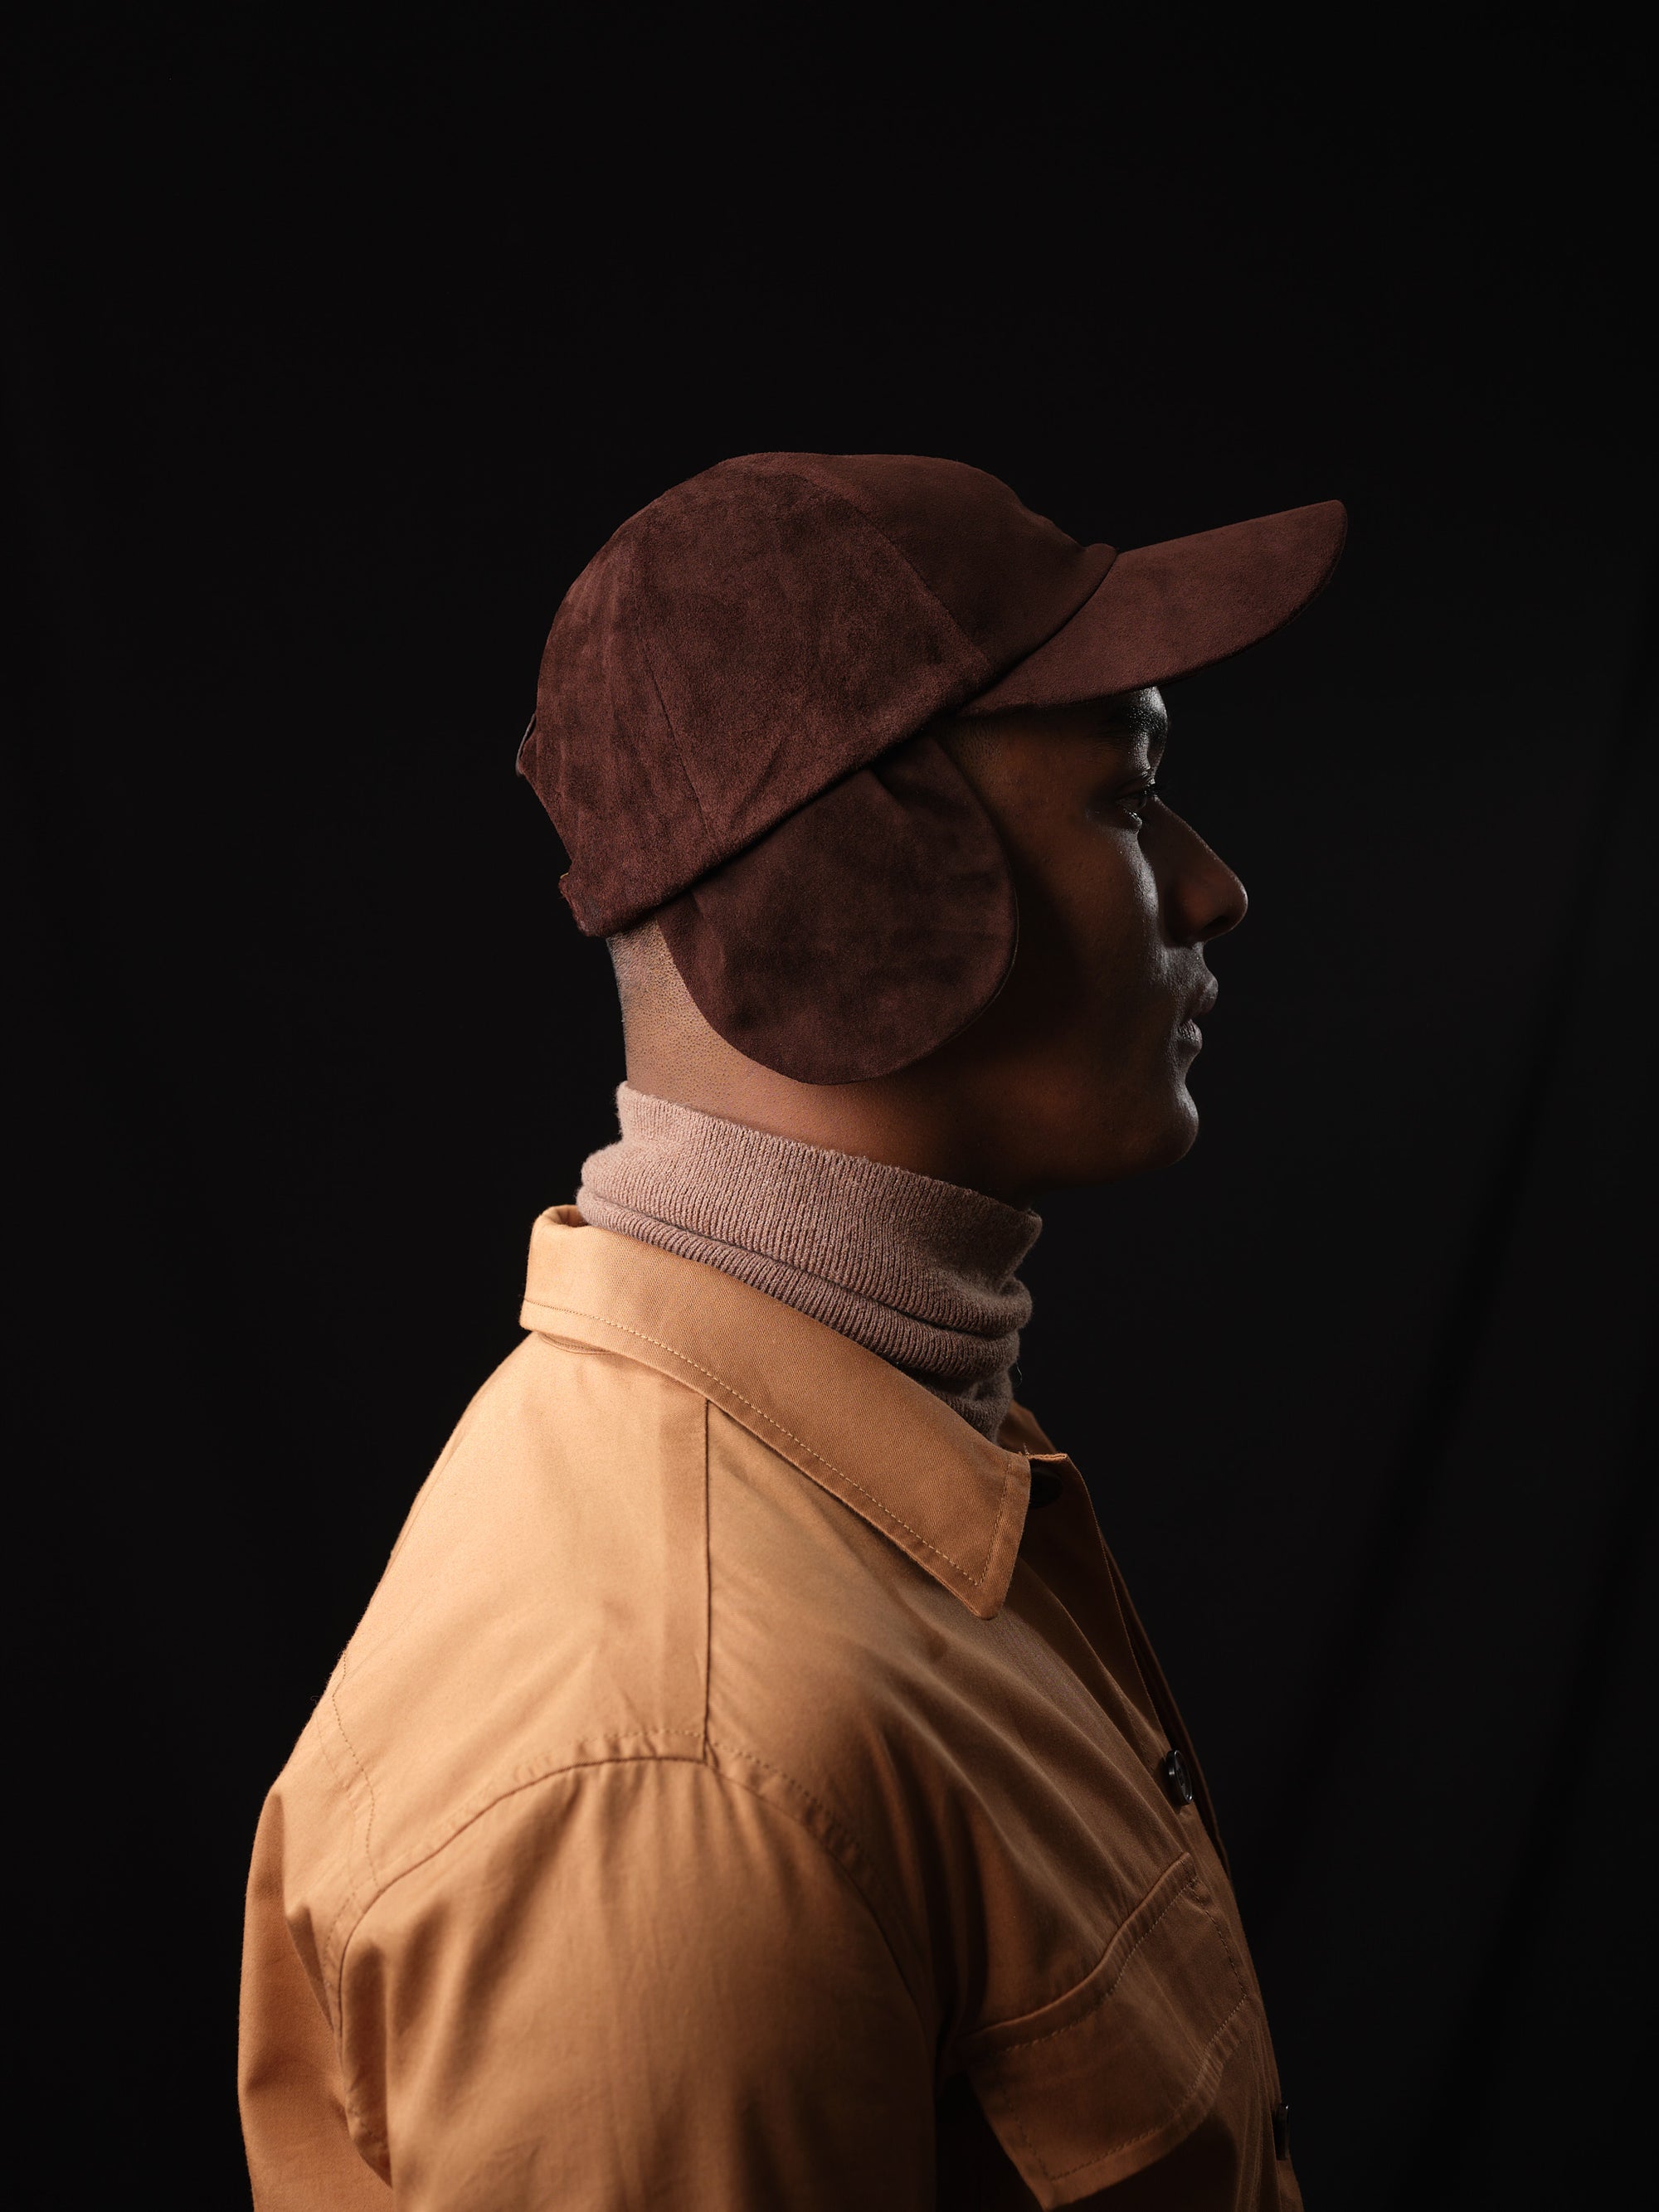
left=519, top=454, right=1344, bottom=1082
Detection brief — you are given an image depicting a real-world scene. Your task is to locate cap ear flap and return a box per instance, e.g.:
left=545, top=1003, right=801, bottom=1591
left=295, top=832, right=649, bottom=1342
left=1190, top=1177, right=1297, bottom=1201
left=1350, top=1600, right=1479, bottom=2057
left=655, top=732, right=1017, bottom=1084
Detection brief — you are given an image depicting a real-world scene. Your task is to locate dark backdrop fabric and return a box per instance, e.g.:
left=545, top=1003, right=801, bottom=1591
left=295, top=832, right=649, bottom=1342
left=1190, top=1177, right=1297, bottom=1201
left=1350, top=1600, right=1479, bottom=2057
left=9, top=12, right=1655, bottom=2206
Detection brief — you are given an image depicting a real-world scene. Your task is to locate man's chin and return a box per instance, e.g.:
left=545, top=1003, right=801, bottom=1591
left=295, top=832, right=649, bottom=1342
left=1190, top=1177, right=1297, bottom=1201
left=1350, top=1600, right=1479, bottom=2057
left=1134, top=1092, right=1200, bottom=1176
left=1043, top=1088, right=1199, bottom=1191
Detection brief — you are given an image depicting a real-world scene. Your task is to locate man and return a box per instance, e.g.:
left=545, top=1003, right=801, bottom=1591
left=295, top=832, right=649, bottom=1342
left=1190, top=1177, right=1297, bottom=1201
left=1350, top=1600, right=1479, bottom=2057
left=239, top=453, right=1345, bottom=2207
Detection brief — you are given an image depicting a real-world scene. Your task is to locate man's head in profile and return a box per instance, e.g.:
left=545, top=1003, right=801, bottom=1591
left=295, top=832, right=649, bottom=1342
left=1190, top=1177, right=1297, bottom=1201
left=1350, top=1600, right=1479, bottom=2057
left=519, top=452, right=1341, bottom=1203
left=241, top=450, right=1345, bottom=2211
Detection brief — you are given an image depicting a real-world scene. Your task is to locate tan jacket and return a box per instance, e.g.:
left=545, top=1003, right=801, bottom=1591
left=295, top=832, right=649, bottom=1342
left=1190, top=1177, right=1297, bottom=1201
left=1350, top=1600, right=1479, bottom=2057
left=240, top=1208, right=1300, bottom=2210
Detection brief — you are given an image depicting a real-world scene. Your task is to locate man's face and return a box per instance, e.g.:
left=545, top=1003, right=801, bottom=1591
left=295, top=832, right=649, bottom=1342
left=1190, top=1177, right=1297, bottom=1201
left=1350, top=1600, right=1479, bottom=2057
left=934, top=688, right=1248, bottom=1196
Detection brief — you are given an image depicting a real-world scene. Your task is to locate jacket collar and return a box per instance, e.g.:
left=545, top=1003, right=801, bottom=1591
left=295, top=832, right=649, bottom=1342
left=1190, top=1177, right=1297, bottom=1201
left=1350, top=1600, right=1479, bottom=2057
left=521, top=1207, right=1033, bottom=1619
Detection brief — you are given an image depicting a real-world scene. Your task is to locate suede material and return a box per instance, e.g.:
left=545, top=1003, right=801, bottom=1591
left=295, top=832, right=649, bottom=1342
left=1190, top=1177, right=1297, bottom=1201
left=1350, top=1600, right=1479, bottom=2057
left=742, top=452, right=1119, bottom=672
left=656, top=732, right=1016, bottom=1084
left=518, top=455, right=1345, bottom=1083
left=523, top=455, right=1116, bottom=935
left=961, top=502, right=1348, bottom=714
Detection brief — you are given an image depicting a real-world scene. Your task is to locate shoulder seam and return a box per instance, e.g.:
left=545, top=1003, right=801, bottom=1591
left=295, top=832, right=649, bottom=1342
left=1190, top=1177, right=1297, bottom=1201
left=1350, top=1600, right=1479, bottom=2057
left=333, top=1748, right=930, bottom=2070
left=328, top=1738, right=704, bottom=2019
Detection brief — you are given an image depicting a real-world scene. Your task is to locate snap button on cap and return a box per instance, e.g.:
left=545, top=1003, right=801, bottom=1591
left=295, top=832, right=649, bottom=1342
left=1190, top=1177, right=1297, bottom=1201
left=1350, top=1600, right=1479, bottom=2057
left=1159, top=1749, right=1194, bottom=1807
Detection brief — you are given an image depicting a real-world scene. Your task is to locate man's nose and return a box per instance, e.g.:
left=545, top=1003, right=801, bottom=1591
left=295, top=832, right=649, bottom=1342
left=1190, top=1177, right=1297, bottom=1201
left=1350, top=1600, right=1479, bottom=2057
left=1158, top=810, right=1248, bottom=945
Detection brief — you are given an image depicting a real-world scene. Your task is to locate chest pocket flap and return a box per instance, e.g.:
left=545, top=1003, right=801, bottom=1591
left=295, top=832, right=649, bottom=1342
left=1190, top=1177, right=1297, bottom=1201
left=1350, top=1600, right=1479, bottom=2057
left=957, top=1853, right=1256, bottom=2208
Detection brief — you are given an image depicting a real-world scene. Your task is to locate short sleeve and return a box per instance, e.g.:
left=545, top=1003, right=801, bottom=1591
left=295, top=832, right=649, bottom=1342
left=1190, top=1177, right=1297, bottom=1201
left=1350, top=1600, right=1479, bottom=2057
left=337, top=1755, right=937, bottom=2210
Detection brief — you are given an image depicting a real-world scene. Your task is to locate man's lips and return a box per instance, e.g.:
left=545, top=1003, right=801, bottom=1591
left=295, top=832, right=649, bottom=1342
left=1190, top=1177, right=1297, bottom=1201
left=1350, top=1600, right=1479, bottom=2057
left=1175, top=979, right=1218, bottom=1051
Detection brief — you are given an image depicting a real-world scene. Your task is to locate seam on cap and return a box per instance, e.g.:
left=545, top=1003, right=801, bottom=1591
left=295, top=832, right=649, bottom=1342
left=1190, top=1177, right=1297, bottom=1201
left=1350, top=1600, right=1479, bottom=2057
left=743, top=461, right=996, bottom=686
left=751, top=461, right=1124, bottom=703
left=629, top=512, right=717, bottom=885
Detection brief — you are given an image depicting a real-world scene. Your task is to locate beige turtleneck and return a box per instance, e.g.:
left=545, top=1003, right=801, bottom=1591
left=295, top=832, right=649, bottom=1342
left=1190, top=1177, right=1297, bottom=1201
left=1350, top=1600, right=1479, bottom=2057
left=576, top=1085, right=1041, bottom=1439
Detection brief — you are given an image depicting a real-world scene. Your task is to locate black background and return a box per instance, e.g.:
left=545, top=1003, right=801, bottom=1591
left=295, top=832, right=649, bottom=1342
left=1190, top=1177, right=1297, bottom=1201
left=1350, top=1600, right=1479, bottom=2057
left=9, top=8, right=1656, bottom=2206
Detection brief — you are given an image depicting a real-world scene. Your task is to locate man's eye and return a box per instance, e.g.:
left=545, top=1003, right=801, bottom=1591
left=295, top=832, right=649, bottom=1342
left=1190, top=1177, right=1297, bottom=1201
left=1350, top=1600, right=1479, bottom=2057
left=1087, top=778, right=1163, bottom=829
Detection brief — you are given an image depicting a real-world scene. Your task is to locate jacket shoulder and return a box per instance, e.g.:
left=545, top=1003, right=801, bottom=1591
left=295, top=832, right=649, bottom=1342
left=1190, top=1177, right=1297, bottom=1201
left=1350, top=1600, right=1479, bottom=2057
left=267, top=1330, right=713, bottom=1982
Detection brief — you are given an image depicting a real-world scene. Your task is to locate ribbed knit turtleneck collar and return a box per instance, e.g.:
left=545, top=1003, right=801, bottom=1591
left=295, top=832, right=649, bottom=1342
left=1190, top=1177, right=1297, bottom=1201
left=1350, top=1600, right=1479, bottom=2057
left=576, top=1085, right=1042, bottom=1439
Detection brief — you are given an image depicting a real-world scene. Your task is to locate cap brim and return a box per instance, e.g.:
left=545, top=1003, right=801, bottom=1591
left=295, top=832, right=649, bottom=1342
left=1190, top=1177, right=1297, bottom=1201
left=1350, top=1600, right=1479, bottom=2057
left=959, top=499, right=1347, bottom=715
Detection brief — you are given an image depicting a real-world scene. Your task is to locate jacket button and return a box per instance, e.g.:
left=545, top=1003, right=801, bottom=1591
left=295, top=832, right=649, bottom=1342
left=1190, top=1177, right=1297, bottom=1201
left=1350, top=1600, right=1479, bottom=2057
left=1159, top=1749, right=1194, bottom=1807
left=1272, top=2101, right=1290, bottom=2159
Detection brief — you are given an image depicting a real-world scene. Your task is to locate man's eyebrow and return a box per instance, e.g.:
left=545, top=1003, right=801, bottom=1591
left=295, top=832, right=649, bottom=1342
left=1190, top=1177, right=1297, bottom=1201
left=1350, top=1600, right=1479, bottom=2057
left=1098, top=691, right=1168, bottom=754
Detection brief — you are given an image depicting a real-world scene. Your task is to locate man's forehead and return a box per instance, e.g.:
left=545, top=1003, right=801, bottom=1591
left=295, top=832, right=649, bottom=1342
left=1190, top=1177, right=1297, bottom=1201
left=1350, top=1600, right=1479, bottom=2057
left=940, top=688, right=1167, bottom=757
